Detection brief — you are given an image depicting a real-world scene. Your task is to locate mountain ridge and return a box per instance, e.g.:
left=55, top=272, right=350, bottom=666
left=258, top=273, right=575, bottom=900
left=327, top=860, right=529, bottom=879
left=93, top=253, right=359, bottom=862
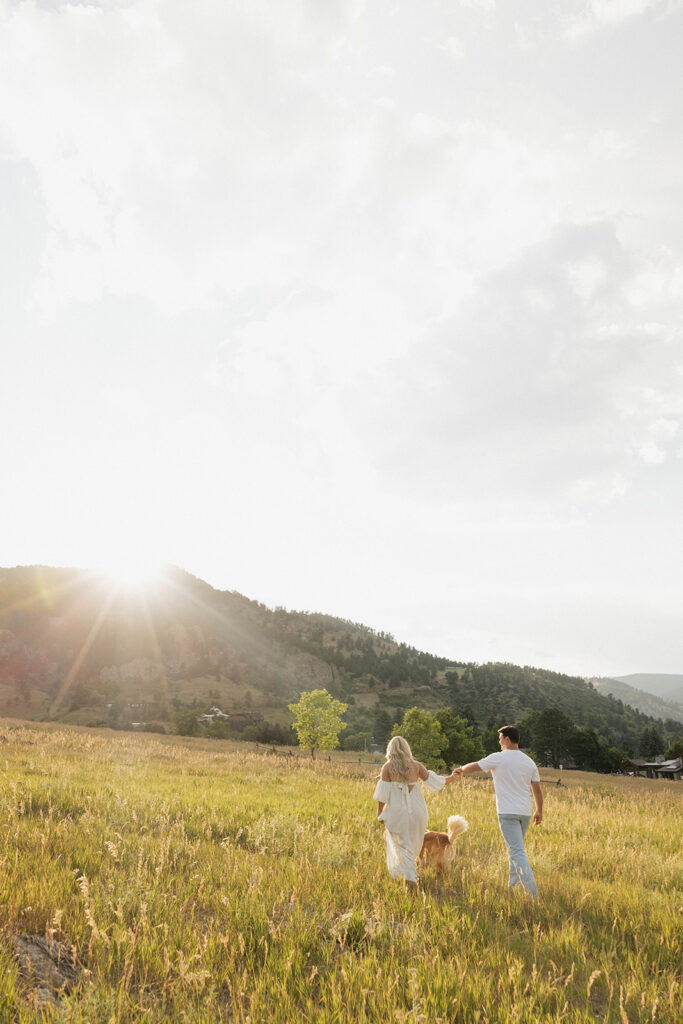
left=614, top=673, right=683, bottom=704
left=0, top=564, right=679, bottom=754
left=592, top=676, right=683, bottom=725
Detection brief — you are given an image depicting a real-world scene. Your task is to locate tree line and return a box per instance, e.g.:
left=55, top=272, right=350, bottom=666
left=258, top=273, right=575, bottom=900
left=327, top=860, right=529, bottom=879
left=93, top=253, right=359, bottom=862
left=284, top=690, right=682, bottom=772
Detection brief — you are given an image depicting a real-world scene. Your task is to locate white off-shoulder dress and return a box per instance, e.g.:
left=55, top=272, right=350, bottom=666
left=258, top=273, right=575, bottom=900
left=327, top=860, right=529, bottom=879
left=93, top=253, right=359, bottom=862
left=373, top=771, right=446, bottom=881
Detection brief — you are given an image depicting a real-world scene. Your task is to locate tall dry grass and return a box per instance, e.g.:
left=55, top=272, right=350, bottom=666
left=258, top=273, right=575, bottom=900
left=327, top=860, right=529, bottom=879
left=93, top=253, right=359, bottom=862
left=0, top=721, right=680, bottom=1022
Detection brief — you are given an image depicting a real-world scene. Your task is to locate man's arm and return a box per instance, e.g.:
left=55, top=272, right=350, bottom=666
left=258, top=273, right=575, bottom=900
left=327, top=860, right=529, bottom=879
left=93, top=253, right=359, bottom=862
left=531, top=781, right=543, bottom=824
left=452, top=761, right=484, bottom=779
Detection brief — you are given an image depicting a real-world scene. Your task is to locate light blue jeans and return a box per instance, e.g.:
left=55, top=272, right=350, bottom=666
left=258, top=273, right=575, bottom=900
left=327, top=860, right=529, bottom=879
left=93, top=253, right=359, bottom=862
left=497, top=814, right=538, bottom=899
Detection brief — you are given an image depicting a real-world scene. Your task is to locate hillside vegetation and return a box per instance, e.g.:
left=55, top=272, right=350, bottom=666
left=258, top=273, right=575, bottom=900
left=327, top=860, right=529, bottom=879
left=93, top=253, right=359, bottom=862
left=0, top=565, right=679, bottom=757
left=591, top=677, right=683, bottom=726
left=0, top=721, right=680, bottom=1023
left=615, top=674, right=683, bottom=704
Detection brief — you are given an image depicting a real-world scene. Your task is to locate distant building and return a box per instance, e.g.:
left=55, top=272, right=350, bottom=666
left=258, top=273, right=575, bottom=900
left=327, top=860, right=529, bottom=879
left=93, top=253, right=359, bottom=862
left=622, top=757, right=682, bottom=780
left=198, top=708, right=262, bottom=727
left=653, top=757, right=683, bottom=780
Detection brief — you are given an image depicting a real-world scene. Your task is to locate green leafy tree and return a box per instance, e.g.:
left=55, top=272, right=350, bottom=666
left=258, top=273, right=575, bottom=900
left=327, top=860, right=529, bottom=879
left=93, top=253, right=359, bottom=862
left=664, top=737, right=683, bottom=760
left=639, top=725, right=664, bottom=759
left=339, top=705, right=374, bottom=750
left=393, top=707, right=446, bottom=771
left=373, top=707, right=392, bottom=748
left=342, top=730, right=372, bottom=752
left=454, top=705, right=480, bottom=734
left=208, top=719, right=232, bottom=740
left=445, top=670, right=461, bottom=704
left=288, top=689, right=348, bottom=758
left=481, top=718, right=501, bottom=755
left=522, top=707, right=576, bottom=768
left=605, top=745, right=629, bottom=772
left=434, top=709, right=484, bottom=767
left=568, top=726, right=613, bottom=772
left=174, top=710, right=202, bottom=737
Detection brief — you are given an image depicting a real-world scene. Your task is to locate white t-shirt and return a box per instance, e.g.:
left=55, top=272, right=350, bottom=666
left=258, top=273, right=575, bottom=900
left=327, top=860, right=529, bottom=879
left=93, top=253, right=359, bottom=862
left=477, top=749, right=540, bottom=815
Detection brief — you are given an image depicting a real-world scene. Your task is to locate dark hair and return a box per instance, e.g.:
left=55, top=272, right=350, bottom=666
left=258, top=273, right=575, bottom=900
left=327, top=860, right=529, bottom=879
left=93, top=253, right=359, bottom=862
left=498, top=725, right=520, bottom=744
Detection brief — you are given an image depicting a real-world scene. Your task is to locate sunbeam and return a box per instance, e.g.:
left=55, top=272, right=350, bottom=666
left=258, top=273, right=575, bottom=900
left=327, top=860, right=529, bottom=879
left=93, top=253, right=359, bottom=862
left=49, top=589, right=117, bottom=716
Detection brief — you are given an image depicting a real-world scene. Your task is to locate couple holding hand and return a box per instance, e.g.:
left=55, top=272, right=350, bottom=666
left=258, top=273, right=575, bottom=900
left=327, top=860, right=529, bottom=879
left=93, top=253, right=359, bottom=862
left=374, top=726, right=543, bottom=898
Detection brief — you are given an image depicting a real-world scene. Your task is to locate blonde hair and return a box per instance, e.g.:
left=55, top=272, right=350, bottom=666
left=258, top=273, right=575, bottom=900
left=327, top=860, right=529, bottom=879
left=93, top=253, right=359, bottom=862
left=385, top=735, right=413, bottom=781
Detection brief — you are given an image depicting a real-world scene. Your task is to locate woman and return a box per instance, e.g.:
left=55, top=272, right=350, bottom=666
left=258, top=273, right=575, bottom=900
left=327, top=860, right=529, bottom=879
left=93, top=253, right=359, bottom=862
left=373, top=735, right=458, bottom=882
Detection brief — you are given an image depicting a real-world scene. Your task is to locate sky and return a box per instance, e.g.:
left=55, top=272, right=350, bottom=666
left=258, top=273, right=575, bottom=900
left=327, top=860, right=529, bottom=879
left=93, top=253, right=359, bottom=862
left=1, top=0, right=682, bottom=678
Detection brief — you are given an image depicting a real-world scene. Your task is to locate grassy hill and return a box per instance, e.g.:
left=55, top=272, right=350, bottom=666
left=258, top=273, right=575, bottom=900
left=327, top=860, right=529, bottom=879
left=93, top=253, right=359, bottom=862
left=1, top=721, right=681, bottom=1022
left=0, top=564, right=679, bottom=755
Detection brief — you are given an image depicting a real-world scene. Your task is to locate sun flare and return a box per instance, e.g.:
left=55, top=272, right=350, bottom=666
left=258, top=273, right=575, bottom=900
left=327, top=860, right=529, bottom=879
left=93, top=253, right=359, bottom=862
left=99, top=557, right=163, bottom=590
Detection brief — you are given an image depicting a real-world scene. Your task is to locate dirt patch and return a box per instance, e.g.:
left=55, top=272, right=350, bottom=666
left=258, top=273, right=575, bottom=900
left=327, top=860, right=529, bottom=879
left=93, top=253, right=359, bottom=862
left=11, top=933, right=82, bottom=1011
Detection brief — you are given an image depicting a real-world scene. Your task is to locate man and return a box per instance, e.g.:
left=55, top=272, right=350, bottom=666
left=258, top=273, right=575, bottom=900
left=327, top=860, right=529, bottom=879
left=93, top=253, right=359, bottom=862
left=455, top=725, right=542, bottom=899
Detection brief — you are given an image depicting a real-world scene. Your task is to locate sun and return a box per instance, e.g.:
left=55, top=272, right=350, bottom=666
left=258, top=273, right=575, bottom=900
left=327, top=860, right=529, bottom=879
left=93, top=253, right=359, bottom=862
left=99, top=557, right=163, bottom=590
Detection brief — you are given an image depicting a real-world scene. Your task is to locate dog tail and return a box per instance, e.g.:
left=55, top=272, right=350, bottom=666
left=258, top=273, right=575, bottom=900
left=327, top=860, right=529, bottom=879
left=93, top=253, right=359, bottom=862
left=447, top=815, right=469, bottom=844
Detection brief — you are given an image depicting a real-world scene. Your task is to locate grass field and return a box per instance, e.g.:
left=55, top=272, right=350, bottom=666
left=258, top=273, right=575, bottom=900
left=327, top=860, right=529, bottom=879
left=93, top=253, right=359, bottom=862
left=0, top=721, right=680, bottom=1023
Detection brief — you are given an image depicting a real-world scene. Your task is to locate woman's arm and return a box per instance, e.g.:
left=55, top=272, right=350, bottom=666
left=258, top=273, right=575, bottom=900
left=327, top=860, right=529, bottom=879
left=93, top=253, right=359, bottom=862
left=418, top=761, right=458, bottom=785
left=376, top=764, right=391, bottom=817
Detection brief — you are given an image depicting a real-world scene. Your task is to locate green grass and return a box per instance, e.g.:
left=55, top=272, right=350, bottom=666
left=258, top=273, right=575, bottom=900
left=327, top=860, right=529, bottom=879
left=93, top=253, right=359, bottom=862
left=0, top=721, right=680, bottom=1022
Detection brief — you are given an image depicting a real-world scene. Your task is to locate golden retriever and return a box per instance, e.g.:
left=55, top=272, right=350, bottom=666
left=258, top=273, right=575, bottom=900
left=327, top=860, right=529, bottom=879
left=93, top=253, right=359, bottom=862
left=419, top=815, right=469, bottom=874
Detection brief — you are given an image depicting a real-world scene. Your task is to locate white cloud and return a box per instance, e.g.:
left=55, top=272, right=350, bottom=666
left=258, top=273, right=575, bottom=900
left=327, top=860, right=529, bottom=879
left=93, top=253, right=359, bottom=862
left=589, top=129, right=635, bottom=158
left=567, top=257, right=609, bottom=303
left=648, top=417, right=679, bottom=439
left=457, top=0, right=496, bottom=11
left=409, top=112, right=452, bottom=139
left=441, top=36, right=465, bottom=59
left=367, top=64, right=394, bottom=78
left=367, top=221, right=683, bottom=511
left=636, top=441, right=666, bottom=464
left=565, top=0, right=682, bottom=38
left=0, top=0, right=373, bottom=313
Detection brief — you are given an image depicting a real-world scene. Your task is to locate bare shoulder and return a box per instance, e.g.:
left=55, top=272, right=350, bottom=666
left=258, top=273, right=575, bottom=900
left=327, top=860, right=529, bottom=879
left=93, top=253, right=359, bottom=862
left=381, top=763, right=392, bottom=781
left=414, top=761, right=429, bottom=780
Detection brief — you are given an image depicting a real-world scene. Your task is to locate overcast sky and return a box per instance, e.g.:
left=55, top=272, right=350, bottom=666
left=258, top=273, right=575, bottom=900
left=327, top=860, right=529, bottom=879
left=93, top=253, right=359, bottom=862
left=2, top=0, right=682, bottom=677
